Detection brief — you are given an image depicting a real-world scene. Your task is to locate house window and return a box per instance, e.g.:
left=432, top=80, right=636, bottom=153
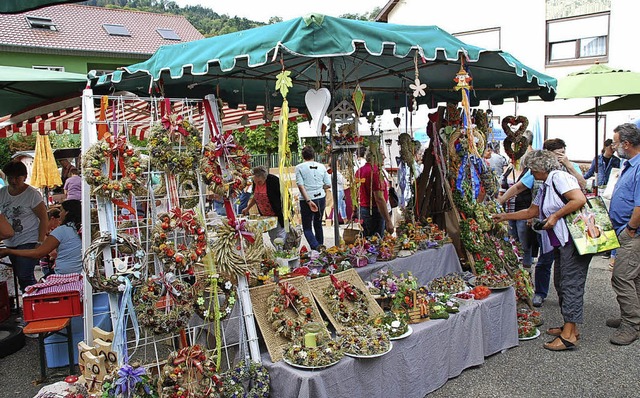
left=453, top=27, right=501, bottom=50
left=157, top=28, right=180, bottom=41
left=25, top=16, right=57, bottom=31
left=546, top=12, right=609, bottom=66
left=545, top=115, right=606, bottom=162
left=32, top=66, right=65, bottom=72
left=103, top=24, right=131, bottom=37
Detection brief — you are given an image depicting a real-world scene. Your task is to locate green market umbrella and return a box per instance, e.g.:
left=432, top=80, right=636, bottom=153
left=557, top=64, right=640, bottom=186
left=578, top=94, right=640, bottom=114
left=94, top=14, right=556, bottom=112
left=0, top=66, right=87, bottom=117
left=94, top=13, right=557, bottom=247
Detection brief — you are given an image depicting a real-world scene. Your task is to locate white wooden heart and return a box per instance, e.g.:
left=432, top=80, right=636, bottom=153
left=305, top=88, right=331, bottom=136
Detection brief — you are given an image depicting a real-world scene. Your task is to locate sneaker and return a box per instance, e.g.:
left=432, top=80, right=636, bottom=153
left=601, top=252, right=611, bottom=259
left=610, top=323, right=639, bottom=345
left=532, top=295, right=544, bottom=307
left=606, top=318, right=622, bottom=328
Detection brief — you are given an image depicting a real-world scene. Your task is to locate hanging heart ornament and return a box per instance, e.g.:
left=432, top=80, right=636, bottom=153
left=305, top=88, right=331, bottom=136
left=501, top=115, right=529, bottom=139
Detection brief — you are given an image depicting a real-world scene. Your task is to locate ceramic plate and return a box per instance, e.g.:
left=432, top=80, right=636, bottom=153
left=487, top=284, right=514, bottom=291
left=283, top=357, right=341, bottom=370
left=519, top=328, right=541, bottom=341
left=390, top=326, right=413, bottom=341
left=344, top=342, right=393, bottom=358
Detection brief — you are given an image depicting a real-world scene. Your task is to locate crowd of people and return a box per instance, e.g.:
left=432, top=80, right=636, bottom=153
left=491, top=123, right=640, bottom=349
left=0, top=123, right=637, bottom=351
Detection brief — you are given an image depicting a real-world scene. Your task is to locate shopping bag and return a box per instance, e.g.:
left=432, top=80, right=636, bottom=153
left=552, top=181, right=620, bottom=255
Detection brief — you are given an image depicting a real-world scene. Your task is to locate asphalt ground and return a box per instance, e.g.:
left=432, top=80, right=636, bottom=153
left=1, top=226, right=638, bottom=397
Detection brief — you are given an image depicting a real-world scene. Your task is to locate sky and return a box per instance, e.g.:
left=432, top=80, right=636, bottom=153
left=173, top=0, right=387, bottom=23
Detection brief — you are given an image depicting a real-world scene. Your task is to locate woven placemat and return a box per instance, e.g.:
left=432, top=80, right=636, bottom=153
left=249, top=276, right=326, bottom=363
left=307, top=269, right=383, bottom=333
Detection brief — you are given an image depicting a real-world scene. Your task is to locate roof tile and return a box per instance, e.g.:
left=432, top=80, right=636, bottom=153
left=0, top=4, right=204, bottom=55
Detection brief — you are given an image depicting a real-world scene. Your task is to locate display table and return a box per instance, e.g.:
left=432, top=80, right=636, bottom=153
left=262, top=288, right=518, bottom=398
left=356, top=243, right=462, bottom=285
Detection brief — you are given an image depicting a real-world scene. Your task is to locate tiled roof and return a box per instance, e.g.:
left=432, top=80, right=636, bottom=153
left=0, top=4, right=204, bottom=55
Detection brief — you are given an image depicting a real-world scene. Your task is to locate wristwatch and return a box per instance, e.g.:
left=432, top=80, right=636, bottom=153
left=627, top=224, right=638, bottom=232
left=306, top=199, right=312, bottom=203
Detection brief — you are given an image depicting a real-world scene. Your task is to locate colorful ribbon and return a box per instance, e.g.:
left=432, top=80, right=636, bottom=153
left=279, top=281, right=299, bottom=309
left=161, top=113, right=189, bottom=137
left=114, top=363, right=148, bottom=398
left=230, top=218, right=255, bottom=244
left=112, top=278, right=140, bottom=367
left=330, top=274, right=357, bottom=301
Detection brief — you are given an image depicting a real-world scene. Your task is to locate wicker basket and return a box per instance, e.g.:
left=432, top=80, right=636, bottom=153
left=343, top=221, right=362, bottom=245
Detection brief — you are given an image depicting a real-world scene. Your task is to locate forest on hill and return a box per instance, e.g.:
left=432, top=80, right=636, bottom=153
left=81, top=0, right=381, bottom=37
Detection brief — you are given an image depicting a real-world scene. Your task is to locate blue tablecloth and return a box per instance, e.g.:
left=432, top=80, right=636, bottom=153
left=263, top=288, right=518, bottom=398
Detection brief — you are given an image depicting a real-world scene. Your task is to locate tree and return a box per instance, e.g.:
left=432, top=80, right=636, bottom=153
left=234, top=117, right=303, bottom=167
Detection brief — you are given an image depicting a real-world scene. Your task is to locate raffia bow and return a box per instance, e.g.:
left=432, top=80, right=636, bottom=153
left=172, top=345, right=206, bottom=374
left=213, top=131, right=237, bottom=157
left=279, top=281, right=299, bottom=309
left=161, top=113, right=189, bottom=137
left=170, top=207, right=198, bottom=234
left=330, top=274, right=357, bottom=301
left=230, top=218, right=255, bottom=244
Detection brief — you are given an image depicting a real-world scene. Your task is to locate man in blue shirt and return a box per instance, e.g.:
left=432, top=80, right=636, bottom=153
left=583, top=138, right=621, bottom=187
left=295, top=146, right=331, bottom=251
left=606, top=123, right=640, bottom=346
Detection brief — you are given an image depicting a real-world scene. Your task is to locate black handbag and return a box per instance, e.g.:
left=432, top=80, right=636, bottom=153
left=388, top=187, right=399, bottom=209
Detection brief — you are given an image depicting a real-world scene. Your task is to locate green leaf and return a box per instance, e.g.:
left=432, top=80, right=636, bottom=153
left=275, top=70, right=293, bottom=98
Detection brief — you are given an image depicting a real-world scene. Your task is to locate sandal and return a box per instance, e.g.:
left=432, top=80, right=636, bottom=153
left=543, top=336, right=577, bottom=351
left=546, top=326, right=580, bottom=339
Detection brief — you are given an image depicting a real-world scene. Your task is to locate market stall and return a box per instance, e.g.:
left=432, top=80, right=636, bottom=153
left=22, top=14, right=557, bottom=398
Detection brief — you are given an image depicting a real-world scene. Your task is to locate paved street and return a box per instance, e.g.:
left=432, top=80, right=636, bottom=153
left=2, top=232, right=638, bottom=397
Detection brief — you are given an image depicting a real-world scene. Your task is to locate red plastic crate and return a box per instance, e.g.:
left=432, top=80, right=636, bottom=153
left=23, top=291, right=83, bottom=322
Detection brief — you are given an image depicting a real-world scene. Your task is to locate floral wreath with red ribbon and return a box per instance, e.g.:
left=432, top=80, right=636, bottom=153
left=148, top=113, right=203, bottom=176
left=152, top=208, right=207, bottom=273
left=134, top=272, right=195, bottom=335
left=324, top=274, right=369, bottom=327
left=199, top=137, right=252, bottom=197
left=158, top=345, right=223, bottom=398
left=267, top=281, right=314, bottom=340
left=82, top=135, right=146, bottom=201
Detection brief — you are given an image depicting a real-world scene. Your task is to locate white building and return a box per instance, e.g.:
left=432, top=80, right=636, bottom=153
left=377, top=0, right=640, bottom=163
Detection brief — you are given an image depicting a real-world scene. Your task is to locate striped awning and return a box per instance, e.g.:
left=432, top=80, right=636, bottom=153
left=0, top=98, right=303, bottom=139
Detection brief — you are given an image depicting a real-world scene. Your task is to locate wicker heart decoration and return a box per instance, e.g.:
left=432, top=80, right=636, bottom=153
left=501, top=115, right=529, bottom=139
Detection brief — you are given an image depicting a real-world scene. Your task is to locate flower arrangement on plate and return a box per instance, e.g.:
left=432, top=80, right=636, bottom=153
left=428, top=293, right=460, bottom=319
left=283, top=341, right=344, bottom=369
left=367, top=269, right=400, bottom=297
left=101, top=362, right=157, bottom=398
left=518, top=320, right=539, bottom=339
left=475, top=272, right=514, bottom=289
left=518, top=307, right=543, bottom=327
left=220, top=360, right=270, bottom=398
left=369, top=313, right=409, bottom=339
left=427, top=273, right=468, bottom=294
left=337, top=325, right=391, bottom=357
left=324, top=274, right=370, bottom=327
left=158, top=345, right=222, bottom=398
